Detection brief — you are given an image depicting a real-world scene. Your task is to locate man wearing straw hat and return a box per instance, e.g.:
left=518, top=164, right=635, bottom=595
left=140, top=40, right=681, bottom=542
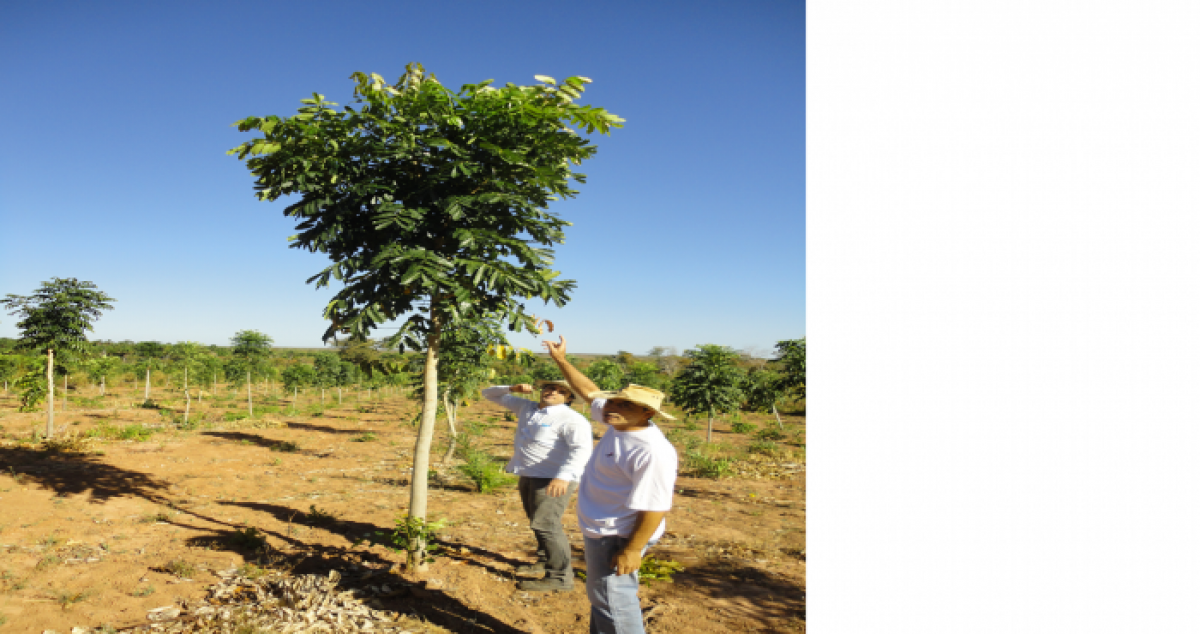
left=542, top=335, right=679, bottom=634
left=481, top=378, right=593, bottom=592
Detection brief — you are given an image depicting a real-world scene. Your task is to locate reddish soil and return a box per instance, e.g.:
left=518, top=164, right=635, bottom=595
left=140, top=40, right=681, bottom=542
left=0, top=383, right=804, bottom=632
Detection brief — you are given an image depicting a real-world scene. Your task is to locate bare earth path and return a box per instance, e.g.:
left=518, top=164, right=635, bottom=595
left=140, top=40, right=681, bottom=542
left=0, top=384, right=804, bottom=633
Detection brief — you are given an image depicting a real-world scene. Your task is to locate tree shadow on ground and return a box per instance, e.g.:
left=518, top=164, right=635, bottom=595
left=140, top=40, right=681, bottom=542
left=175, top=501, right=529, bottom=634
left=670, top=558, right=805, bottom=629
left=287, top=421, right=377, bottom=435
left=0, top=446, right=171, bottom=504
left=200, top=431, right=315, bottom=454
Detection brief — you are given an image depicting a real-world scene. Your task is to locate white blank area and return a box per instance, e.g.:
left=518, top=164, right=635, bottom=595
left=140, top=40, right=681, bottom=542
left=810, top=1, right=1200, bottom=631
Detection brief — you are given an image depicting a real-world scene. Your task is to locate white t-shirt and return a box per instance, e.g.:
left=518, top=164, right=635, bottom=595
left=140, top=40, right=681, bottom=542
left=576, top=398, right=679, bottom=540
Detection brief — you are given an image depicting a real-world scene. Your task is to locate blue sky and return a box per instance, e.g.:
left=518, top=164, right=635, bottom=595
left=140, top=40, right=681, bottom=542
left=0, top=0, right=804, bottom=356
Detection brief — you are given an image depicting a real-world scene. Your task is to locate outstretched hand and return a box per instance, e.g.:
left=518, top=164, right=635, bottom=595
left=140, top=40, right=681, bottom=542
left=542, top=336, right=567, bottom=361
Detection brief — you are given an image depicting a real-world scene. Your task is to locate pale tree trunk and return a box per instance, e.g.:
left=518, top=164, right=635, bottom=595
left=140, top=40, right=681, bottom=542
left=321, top=388, right=325, bottom=404
left=772, top=403, right=784, bottom=430
left=184, top=366, right=188, bottom=393
left=100, top=375, right=106, bottom=397
left=144, top=368, right=151, bottom=401
left=184, top=387, right=191, bottom=427
left=46, top=349, right=55, bottom=437
left=440, top=389, right=458, bottom=464
left=337, top=387, right=342, bottom=405
left=408, top=310, right=441, bottom=570
left=293, top=385, right=298, bottom=414
left=707, top=406, right=714, bottom=443
left=247, top=372, right=253, bottom=418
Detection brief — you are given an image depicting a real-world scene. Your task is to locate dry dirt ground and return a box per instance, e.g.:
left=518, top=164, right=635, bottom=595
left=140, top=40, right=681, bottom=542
left=0, top=382, right=804, bottom=633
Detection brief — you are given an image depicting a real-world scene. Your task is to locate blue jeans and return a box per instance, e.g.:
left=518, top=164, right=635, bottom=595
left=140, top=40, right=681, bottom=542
left=584, top=535, right=657, bottom=634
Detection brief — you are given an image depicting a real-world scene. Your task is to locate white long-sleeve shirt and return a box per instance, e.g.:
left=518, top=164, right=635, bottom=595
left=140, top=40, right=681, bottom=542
left=482, top=386, right=594, bottom=482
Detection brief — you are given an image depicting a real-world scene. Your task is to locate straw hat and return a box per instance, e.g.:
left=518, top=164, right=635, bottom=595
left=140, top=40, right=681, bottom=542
left=587, top=384, right=677, bottom=421
left=534, top=380, right=580, bottom=402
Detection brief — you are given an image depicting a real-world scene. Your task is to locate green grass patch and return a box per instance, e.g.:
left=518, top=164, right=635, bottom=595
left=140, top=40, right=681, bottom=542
left=456, top=445, right=515, bottom=494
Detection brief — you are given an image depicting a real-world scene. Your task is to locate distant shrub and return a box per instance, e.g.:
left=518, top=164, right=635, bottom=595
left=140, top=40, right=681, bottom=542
left=755, top=428, right=785, bottom=441
left=730, top=421, right=757, bottom=434
left=748, top=440, right=780, bottom=456
left=684, top=451, right=734, bottom=479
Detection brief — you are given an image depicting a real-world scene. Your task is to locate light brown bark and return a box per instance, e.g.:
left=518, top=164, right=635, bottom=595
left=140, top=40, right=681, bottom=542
left=408, top=307, right=441, bottom=570
left=440, top=389, right=458, bottom=464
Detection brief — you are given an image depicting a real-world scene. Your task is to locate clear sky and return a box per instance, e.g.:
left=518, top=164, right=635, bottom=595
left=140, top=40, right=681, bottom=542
left=0, top=0, right=804, bottom=356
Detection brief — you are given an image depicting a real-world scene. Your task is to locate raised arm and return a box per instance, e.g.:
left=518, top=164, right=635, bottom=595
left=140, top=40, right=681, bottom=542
left=542, top=336, right=601, bottom=406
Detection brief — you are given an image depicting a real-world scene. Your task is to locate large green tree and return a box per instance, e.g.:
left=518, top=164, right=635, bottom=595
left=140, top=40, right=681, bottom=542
left=1, top=278, right=115, bottom=435
left=229, top=64, right=621, bottom=567
left=669, top=344, right=746, bottom=443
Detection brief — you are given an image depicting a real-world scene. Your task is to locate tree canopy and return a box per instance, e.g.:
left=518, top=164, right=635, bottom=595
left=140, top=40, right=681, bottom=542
left=1, top=278, right=116, bottom=364
left=228, top=63, right=623, bottom=348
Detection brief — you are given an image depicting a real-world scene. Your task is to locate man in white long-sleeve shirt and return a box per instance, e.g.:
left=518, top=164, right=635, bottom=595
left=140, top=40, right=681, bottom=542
left=482, top=380, right=593, bottom=591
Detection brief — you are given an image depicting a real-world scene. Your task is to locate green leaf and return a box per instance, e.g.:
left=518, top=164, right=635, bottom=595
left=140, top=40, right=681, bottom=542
left=534, top=75, right=557, bottom=85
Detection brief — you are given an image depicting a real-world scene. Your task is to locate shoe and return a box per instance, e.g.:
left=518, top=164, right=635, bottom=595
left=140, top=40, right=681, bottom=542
left=517, top=577, right=573, bottom=592
left=515, top=562, right=546, bottom=575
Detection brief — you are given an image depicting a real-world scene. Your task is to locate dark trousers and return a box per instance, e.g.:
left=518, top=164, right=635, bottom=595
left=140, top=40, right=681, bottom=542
left=517, top=476, right=578, bottom=581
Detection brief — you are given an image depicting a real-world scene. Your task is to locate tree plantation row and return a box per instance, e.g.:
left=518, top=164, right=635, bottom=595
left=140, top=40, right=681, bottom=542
left=0, top=330, right=805, bottom=442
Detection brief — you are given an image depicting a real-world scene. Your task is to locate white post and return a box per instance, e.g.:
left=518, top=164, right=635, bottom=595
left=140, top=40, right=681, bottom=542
left=46, top=349, right=55, bottom=437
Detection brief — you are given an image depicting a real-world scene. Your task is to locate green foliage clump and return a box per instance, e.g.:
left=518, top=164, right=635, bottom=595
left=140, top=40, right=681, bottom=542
left=456, top=443, right=514, bottom=493
left=731, top=421, right=757, bottom=434
left=387, top=516, right=447, bottom=566
left=748, top=440, right=780, bottom=456
left=584, top=359, right=624, bottom=392
left=227, top=527, right=267, bottom=550
left=16, top=370, right=47, bottom=412
left=163, top=559, right=197, bottom=579
left=638, top=556, right=685, bottom=583
left=350, top=432, right=378, bottom=442
left=682, top=447, right=735, bottom=479
left=774, top=338, right=805, bottom=400
left=271, top=441, right=301, bottom=453
left=755, top=428, right=785, bottom=441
